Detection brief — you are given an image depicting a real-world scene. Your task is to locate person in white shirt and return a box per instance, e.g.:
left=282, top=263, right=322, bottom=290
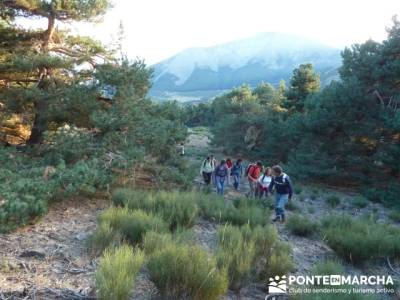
left=257, top=167, right=272, bottom=199
left=200, top=156, right=215, bottom=185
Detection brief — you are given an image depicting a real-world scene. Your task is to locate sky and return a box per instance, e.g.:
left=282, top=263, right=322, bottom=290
left=28, top=0, right=400, bottom=64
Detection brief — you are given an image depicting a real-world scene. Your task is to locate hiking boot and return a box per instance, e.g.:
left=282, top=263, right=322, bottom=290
left=272, top=216, right=281, bottom=222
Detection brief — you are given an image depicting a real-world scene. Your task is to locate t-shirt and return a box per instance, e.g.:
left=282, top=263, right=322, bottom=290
left=226, top=160, right=233, bottom=169
left=258, top=175, right=272, bottom=188
left=248, top=165, right=261, bottom=180
left=200, top=160, right=214, bottom=173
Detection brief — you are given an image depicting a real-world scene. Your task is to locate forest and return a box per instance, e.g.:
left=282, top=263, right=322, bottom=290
left=0, top=1, right=400, bottom=300
left=185, top=20, right=400, bottom=208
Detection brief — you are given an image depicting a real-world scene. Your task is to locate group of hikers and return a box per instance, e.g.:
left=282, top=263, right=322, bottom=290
left=200, top=156, right=293, bottom=222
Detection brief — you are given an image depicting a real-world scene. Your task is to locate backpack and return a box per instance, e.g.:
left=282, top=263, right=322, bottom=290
left=245, top=164, right=254, bottom=177
left=231, top=164, right=240, bottom=175
left=274, top=173, right=288, bottom=186
left=203, top=159, right=208, bottom=167
left=216, top=165, right=227, bottom=177
left=246, top=164, right=258, bottom=178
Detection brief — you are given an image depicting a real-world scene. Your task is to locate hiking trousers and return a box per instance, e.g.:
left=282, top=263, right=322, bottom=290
left=202, top=172, right=212, bottom=185
left=248, top=179, right=257, bottom=197
left=232, top=174, right=240, bottom=190
left=215, top=176, right=226, bottom=195
left=275, top=193, right=289, bottom=218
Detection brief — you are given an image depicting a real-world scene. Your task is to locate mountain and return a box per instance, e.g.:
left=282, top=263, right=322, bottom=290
left=150, top=33, right=342, bottom=101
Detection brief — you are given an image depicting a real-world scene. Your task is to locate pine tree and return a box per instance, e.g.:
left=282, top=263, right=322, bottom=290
left=285, top=63, right=320, bottom=112
left=0, top=0, right=112, bottom=144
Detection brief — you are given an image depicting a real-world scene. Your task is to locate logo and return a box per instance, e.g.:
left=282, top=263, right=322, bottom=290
left=267, top=275, right=287, bottom=294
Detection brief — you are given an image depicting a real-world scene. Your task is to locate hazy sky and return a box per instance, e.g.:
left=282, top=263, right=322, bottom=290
left=37, top=0, right=400, bottom=64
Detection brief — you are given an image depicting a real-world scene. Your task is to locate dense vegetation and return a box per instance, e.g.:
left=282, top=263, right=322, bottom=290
left=0, top=1, right=188, bottom=231
left=184, top=19, right=400, bottom=210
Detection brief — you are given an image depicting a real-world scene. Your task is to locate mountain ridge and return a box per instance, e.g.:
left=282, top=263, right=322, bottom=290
left=150, top=32, right=342, bottom=101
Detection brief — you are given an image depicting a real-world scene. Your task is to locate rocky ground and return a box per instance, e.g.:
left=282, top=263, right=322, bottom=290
left=0, top=197, right=109, bottom=299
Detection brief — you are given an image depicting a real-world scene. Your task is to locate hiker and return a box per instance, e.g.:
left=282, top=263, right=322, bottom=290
left=268, top=165, right=293, bottom=223
left=178, top=142, right=185, bottom=156
left=226, top=158, right=233, bottom=185
left=246, top=161, right=263, bottom=198
left=258, top=167, right=272, bottom=199
left=214, top=159, right=228, bottom=195
left=200, top=156, right=215, bottom=185
left=230, top=159, right=244, bottom=190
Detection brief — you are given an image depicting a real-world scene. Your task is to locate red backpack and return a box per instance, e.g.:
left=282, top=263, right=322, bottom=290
left=245, top=164, right=258, bottom=178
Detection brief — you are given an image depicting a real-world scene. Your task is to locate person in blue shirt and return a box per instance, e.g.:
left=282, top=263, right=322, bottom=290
left=230, top=159, right=244, bottom=190
left=268, top=165, right=293, bottom=223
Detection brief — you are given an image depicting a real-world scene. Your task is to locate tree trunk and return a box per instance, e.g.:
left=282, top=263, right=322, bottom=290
left=27, top=13, right=55, bottom=145
left=27, top=116, right=44, bottom=145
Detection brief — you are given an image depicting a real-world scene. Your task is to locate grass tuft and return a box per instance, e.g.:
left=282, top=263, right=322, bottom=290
left=147, top=243, right=228, bottom=300
left=326, top=195, right=340, bottom=208
left=95, top=245, right=144, bottom=300
left=321, top=214, right=400, bottom=264
left=286, top=215, right=318, bottom=237
left=112, top=189, right=199, bottom=229
left=90, top=207, right=168, bottom=251
left=351, top=196, right=369, bottom=208
left=216, top=224, right=293, bottom=290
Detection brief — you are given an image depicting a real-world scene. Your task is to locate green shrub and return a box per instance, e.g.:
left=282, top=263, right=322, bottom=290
left=112, top=188, right=148, bottom=207
left=152, top=191, right=199, bottom=229
left=389, top=210, right=400, bottom=223
left=286, top=215, right=318, bottom=237
left=147, top=243, right=228, bottom=300
left=307, top=207, right=315, bottom=214
left=216, top=224, right=291, bottom=290
left=351, top=196, right=368, bottom=208
left=197, top=193, right=228, bottom=220
left=363, top=184, right=400, bottom=209
left=0, top=150, right=54, bottom=232
left=95, top=245, right=144, bottom=300
left=143, top=231, right=174, bottom=255
left=155, top=159, right=197, bottom=190
left=55, top=158, right=112, bottom=197
left=251, top=225, right=279, bottom=258
left=216, top=224, right=257, bottom=290
left=98, top=207, right=168, bottom=245
left=88, top=222, right=121, bottom=255
left=294, top=186, right=303, bottom=194
left=286, top=200, right=301, bottom=212
left=0, top=151, right=113, bottom=232
left=111, top=189, right=199, bottom=229
left=198, top=195, right=269, bottom=227
left=321, top=215, right=400, bottom=264
left=264, top=241, right=294, bottom=278
left=312, top=260, right=344, bottom=277
left=326, top=195, right=340, bottom=208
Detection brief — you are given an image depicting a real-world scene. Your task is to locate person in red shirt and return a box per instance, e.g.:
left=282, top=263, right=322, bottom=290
left=226, top=158, right=233, bottom=185
left=247, top=161, right=263, bottom=198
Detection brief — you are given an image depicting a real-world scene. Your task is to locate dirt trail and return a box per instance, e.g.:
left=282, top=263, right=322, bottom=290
left=0, top=197, right=109, bottom=299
